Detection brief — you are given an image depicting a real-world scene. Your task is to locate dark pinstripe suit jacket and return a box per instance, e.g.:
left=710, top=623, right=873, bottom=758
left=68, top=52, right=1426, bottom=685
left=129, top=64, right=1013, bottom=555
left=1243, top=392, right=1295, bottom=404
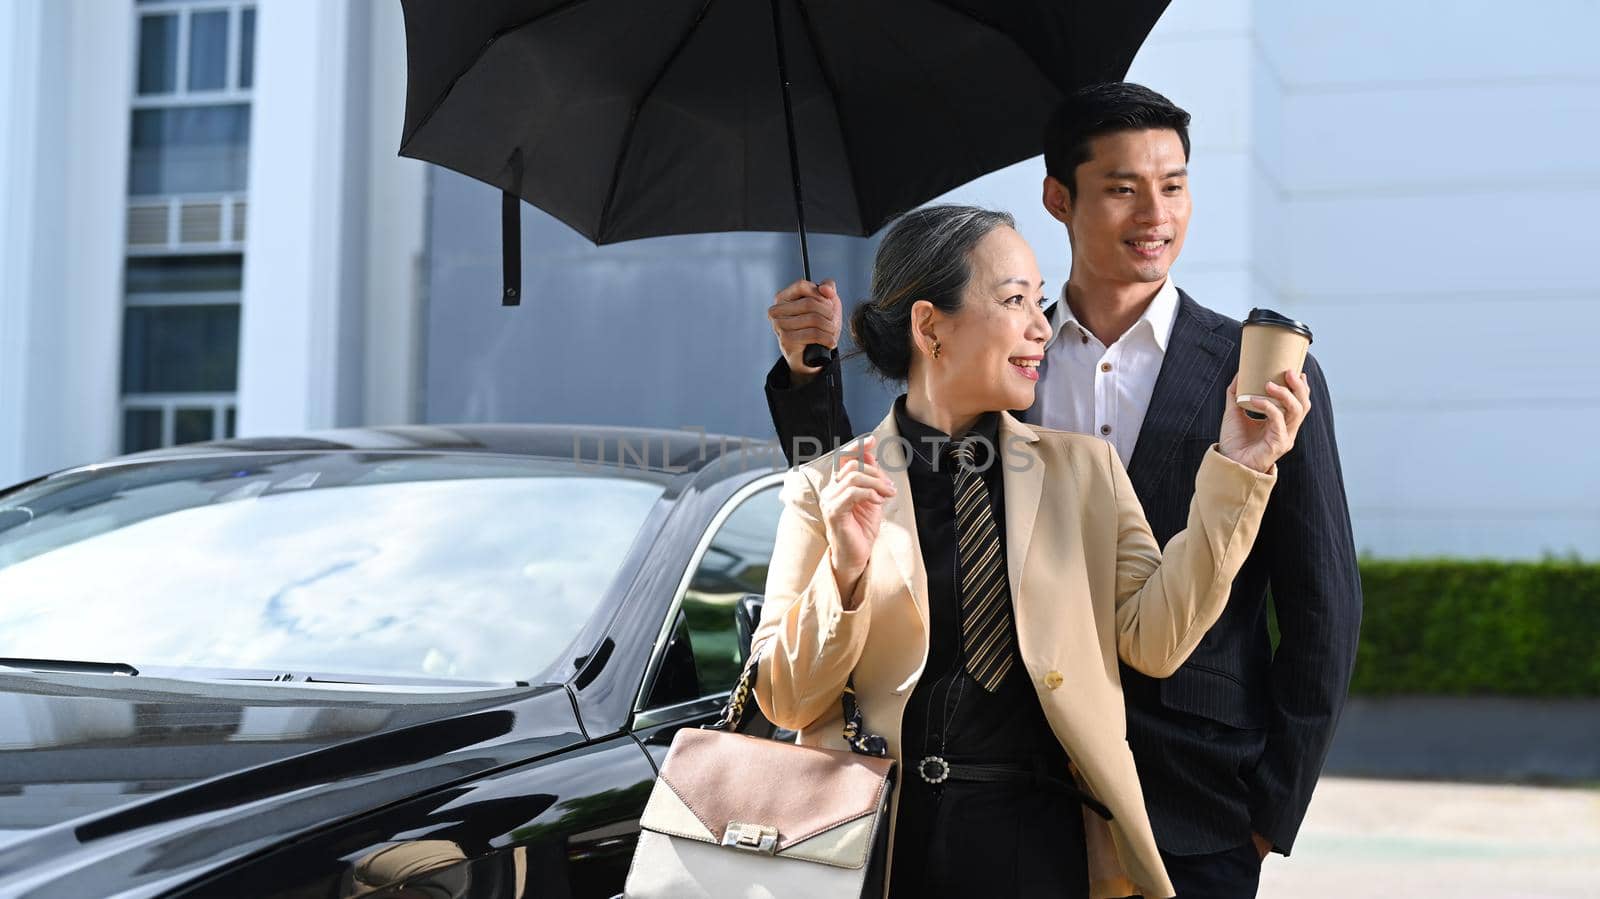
left=763, top=289, right=1363, bottom=856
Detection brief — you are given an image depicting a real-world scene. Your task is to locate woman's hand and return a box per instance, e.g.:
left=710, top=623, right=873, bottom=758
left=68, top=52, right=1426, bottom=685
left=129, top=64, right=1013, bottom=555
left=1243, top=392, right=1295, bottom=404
left=1219, top=370, right=1312, bottom=474
left=820, top=435, right=895, bottom=606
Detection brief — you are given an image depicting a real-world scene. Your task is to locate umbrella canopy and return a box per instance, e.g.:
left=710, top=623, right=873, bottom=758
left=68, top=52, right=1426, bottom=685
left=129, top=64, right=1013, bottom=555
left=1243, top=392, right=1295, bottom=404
left=399, top=0, right=1169, bottom=248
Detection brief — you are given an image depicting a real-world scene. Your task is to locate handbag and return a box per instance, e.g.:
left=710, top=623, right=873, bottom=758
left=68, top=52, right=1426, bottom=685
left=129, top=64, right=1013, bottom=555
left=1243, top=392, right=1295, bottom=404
left=624, top=646, right=897, bottom=899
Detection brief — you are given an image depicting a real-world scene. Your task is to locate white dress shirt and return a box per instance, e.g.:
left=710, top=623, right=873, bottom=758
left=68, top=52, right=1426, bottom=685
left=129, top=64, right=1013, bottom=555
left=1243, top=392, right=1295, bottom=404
left=1032, top=277, right=1180, bottom=468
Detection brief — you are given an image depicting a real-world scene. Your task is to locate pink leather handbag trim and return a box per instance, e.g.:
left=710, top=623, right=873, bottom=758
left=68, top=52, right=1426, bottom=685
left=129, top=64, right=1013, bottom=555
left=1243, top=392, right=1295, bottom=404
left=656, top=728, right=894, bottom=851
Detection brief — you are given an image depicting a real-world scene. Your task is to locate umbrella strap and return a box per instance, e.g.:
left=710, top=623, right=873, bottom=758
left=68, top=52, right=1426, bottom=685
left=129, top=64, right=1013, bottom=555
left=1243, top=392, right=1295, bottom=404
left=502, top=148, right=523, bottom=306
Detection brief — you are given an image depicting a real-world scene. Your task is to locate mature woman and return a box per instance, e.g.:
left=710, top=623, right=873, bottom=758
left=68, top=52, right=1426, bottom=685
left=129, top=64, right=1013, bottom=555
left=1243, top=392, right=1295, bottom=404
left=750, top=205, right=1310, bottom=899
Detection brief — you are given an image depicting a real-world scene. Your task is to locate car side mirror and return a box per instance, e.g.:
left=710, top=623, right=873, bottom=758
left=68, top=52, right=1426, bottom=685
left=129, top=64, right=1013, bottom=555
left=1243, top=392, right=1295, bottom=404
left=734, top=593, right=764, bottom=665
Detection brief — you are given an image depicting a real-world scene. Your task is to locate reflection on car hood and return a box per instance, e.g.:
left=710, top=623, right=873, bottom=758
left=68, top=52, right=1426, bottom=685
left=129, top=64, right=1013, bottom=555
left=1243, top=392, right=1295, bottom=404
left=0, top=671, right=550, bottom=845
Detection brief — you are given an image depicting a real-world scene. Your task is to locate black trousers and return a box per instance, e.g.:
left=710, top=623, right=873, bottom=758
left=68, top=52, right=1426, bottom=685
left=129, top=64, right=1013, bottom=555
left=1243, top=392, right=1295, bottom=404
left=1159, top=842, right=1262, bottom=899
left=886, top=777, right=1089, bottom=899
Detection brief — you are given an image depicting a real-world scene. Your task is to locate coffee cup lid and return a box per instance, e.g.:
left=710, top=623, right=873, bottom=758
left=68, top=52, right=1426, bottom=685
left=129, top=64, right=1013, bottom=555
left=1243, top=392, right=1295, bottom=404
left=1244, top=308, right=1312, bottom=342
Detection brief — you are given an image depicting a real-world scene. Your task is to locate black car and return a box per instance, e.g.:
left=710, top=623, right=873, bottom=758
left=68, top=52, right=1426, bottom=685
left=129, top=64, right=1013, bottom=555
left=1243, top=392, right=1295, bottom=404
left=0, top=425, right=793, bottom=898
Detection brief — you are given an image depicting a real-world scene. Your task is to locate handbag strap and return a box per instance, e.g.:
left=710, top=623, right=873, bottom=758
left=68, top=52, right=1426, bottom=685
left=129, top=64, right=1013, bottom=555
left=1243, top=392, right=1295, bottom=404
left=707, top=641, right=888, bottom=758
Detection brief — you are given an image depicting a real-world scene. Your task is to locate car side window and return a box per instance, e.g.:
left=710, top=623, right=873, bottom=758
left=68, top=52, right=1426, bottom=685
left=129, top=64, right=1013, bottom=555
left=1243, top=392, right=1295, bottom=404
left=644, top=482, right=784, bottom=709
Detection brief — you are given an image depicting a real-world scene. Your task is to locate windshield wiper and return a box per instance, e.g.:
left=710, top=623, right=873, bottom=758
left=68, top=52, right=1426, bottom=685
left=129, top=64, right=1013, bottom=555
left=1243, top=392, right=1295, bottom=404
left=0, top=657, right=139, bottom=676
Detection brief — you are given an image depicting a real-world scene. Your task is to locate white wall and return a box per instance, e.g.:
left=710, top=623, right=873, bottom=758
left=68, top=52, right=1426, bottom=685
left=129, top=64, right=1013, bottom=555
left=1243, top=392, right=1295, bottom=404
left=236, top=0, right=360, bottom=434
left=362, top=0, right=428, bottom=427
left=49, top=2, right=133, bottom=474
left=0, top=1, right=130, bottom=487
left=0, top=0, right=424, bottom=486
left=0, top=0, right=45, bottom=486
left=237, top=0, right=426, bottom=436
left=1260, top=1, right=1600, bottom=558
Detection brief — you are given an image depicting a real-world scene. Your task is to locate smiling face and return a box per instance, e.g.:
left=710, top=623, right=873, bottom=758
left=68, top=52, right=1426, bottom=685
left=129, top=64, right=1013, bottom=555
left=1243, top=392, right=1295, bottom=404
left=911, top=226, right=1053, bottom=421
left=1049, top=128, right=1191, bottom=288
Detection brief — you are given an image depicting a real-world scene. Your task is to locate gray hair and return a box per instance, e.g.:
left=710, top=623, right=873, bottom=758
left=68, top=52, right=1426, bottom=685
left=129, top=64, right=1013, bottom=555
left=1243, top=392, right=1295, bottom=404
left=850, top=205, right=1016, bottom=381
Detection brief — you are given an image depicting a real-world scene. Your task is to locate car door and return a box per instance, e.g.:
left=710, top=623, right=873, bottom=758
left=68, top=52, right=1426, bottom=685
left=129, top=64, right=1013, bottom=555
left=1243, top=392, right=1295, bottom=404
left=629, top=474, right=787, bottom=766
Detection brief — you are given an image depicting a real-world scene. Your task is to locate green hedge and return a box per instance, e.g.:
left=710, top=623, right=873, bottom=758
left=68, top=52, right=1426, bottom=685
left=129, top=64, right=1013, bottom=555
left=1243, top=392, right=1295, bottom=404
left=1346, top=559, right=1600, bottom=697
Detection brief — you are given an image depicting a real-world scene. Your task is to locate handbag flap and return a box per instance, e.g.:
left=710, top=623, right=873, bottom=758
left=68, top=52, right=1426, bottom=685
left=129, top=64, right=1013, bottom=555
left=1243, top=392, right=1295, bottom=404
left=644, top=728, right=894, bottom=856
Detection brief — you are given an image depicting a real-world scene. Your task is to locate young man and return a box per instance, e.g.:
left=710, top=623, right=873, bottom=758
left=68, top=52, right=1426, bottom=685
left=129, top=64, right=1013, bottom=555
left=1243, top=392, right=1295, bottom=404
left=762, top=83, right=1362, bottom=899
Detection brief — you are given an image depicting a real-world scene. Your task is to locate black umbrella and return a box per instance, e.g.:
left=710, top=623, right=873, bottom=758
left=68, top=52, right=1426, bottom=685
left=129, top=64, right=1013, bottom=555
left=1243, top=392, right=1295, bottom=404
left=398, top=0, right=1167, bottom=373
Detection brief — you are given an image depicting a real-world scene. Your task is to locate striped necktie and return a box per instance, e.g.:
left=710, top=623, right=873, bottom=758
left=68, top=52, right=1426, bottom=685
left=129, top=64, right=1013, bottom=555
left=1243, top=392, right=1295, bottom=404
left=949, top=437, right=1017, bottom=692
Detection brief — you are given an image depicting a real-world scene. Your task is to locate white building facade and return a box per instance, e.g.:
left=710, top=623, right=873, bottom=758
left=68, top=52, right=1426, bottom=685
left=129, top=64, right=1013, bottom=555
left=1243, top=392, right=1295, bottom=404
left=2, top=0, right=1597, bottom=559
left=0, top=0, right=425, bottom=480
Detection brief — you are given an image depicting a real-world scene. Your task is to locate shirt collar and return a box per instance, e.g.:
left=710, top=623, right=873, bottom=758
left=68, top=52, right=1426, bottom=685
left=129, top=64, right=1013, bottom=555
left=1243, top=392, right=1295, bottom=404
left=1048, top=277, right=1180, bottom=353
left=892, top=396, right=1001, bottom=474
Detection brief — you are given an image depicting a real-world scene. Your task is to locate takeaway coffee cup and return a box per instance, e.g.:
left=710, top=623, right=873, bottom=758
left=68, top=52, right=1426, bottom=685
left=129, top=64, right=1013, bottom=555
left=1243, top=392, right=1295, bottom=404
left=1237, top=308, right=1312, bottom=420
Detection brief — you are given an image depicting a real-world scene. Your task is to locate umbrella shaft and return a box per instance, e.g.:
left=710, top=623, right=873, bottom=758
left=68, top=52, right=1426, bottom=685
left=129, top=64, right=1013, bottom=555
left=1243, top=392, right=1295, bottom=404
left=769, top=0, right=811, bottom=282
left=772, top=0, right=833, bottom=437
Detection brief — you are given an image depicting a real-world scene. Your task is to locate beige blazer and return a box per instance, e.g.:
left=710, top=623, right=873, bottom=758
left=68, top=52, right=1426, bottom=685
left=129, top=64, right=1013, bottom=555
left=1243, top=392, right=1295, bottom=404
left=752, top=410, right=1276, bottom=899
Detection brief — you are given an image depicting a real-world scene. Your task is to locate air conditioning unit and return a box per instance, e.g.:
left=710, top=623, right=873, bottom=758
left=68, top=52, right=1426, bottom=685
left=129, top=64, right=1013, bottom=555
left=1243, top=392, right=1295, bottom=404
left=180, top=201, right=224, bottom=244
left=127, top=204, right=170, bottom=246
left=127, top=195, right=246, bottom=250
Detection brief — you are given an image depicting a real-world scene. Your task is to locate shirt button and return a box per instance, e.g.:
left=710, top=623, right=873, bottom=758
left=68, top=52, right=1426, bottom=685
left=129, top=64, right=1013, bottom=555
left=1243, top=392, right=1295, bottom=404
left=1100, top=362, right=1112, bottom=373
left=1100, top=425, right=1112, bottom=436
left=1044, top=671, right=1064, bottom=690
left=1080, top=333, right=1089, bottom=345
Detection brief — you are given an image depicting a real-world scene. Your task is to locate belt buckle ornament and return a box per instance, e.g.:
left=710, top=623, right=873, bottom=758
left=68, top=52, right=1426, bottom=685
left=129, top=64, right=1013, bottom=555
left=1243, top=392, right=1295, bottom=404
left=722, top=822, right=779, bottom=855
left=918, top=755, right=950, bottom=785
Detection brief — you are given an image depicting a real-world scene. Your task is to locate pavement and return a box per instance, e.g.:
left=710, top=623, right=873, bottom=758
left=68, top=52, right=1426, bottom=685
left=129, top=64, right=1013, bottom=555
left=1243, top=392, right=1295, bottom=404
left=1259, top=777, right=1600, bottom=898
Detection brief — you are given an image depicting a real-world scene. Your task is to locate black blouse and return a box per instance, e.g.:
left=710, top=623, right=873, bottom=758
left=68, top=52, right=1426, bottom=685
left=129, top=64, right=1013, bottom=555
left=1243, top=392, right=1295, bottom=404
left=890, top=397, right=1065, bottom=768
left=885, top=399, right=1085, bottom=898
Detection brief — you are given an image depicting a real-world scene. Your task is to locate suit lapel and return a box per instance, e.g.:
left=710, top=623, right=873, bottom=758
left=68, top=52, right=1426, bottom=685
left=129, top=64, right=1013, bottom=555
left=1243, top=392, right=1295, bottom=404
left=999, top=413, right=1043, bottom=604
left=1125, top=292, right=1236, bottom=497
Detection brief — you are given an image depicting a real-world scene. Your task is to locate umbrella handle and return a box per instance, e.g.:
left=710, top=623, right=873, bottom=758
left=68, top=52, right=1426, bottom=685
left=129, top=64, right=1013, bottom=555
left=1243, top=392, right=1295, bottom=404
left=802, top=343, right=833, bottom=369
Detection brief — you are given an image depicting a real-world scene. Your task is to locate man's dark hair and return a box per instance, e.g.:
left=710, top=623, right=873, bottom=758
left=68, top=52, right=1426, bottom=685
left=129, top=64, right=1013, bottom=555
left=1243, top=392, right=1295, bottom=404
left=1043, top=82, right=1192, bottom=199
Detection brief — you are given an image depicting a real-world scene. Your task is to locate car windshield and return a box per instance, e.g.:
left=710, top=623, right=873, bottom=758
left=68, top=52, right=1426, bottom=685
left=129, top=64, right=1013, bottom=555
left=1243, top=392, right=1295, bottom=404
left=0, top=452, right=666, bottom=686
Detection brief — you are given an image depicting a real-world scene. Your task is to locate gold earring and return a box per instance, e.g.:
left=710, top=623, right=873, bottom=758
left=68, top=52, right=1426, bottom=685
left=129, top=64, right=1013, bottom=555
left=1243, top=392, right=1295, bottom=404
left=931, top=339, right=942, bottom=359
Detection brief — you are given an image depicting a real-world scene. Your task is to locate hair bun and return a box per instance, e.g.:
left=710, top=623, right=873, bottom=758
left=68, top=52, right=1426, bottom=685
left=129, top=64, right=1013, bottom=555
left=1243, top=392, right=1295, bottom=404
left=847, top=205, right=1015, bottom=382
left=851, top=300, right=910, bottom=380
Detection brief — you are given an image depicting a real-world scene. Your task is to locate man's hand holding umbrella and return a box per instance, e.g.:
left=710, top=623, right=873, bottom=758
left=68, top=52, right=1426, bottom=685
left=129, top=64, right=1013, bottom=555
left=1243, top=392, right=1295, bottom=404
left=769, top=279, right=843, bottom=387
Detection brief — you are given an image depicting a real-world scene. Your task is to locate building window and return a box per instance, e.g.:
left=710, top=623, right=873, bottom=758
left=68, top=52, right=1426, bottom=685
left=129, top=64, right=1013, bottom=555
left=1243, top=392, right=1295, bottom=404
left=124, top=0, right=254, bottom=453
left=239, top=8, right=255, bottom=88
left=137, top=14, right=179, bottom=95
left=129, top=104, right=251, bottom=196
left=122, top=300, right=241, bottom=394
left=187, top=10, right=230, bottom=91
left=120, top=254, right=242, bottom=453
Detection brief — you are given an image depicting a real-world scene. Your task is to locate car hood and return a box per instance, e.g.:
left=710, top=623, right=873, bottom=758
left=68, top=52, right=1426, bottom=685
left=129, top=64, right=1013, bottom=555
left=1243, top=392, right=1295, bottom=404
left=0, top=671, right=568, bottom=848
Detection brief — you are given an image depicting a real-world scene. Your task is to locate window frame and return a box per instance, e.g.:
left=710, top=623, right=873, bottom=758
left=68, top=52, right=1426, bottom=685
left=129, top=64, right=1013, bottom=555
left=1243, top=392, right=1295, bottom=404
left=132, top=0, right=255, bottom=106
left=632, top=473, right=786, bottom=728
left=121, top=394, right=236, bottom=449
